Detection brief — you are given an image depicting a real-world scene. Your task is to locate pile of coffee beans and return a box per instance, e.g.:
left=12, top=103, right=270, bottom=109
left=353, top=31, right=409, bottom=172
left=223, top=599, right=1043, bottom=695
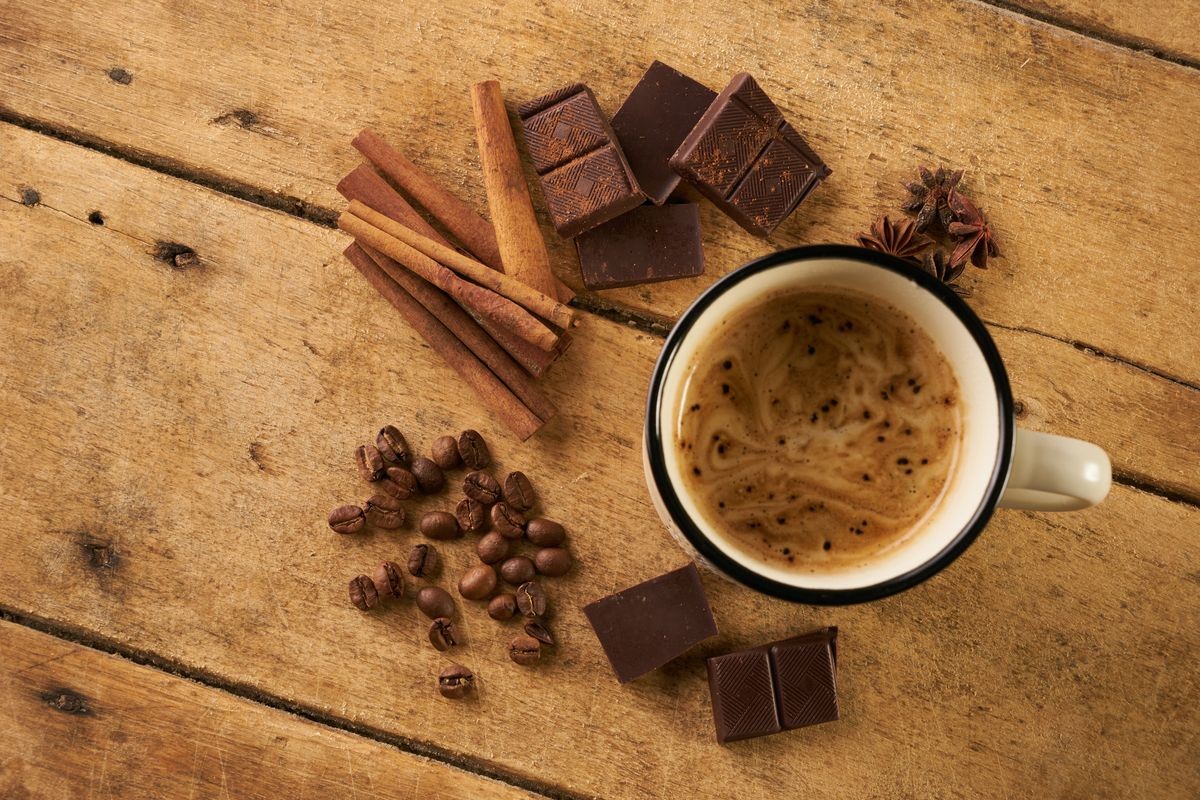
left=327, top=426, right=575, bottom=698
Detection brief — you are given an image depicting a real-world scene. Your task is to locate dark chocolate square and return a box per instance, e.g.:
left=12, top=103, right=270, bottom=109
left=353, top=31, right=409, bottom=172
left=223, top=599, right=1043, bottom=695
left=583, top=562, right=718, bottom=684
left=707, top=649, right=781, bottom=743
left=610, top=61, right=717, bottom=205
left=705, top=627, right=839, bottom=743
left=518, top=84, right=645, bottom=238
left=574, top=203, right=704, bottom=290
left=770, top=631, right=839, bottom=730
left=670, top=73, right=829, bottom=237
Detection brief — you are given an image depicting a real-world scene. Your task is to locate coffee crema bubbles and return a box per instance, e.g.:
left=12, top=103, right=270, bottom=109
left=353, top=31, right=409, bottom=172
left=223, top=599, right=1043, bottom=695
left=676, top=288, right=963, bottom=571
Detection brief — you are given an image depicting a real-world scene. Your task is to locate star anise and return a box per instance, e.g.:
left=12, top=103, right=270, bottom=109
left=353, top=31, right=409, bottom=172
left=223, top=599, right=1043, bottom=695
left=902, top=166, right=963, bottom=232
left=921, top=249, right=971, bottom=296
left=855, top=215, right=932, bottom=261
left=947, top=190, right=1000, bottom=269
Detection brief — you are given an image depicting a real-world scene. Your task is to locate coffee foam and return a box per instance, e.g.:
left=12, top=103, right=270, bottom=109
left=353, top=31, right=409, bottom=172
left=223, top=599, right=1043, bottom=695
left=676, top=289, right=962, bottom=572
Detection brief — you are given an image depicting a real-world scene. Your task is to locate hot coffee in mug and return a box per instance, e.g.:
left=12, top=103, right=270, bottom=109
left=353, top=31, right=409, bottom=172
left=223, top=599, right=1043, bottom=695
left=644, top=245, right=1111, bottom=604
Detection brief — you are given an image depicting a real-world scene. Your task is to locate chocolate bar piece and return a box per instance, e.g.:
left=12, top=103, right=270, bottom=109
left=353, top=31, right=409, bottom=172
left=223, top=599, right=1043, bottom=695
left=518, top=84, right=645, bottom=238
left=610, top=61, right=717, bottom=205
left=706, top=627, right=838, bottom=744
left=583, top=562, right=717, bottom=683
left=574, top=203, right=704, bottom=290
left=669, top=73, right=830, bottom=237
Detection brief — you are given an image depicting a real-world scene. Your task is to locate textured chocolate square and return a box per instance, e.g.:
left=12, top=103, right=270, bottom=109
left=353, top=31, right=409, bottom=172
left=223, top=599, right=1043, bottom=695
left=669, top=73, right=829, bottom=237
left=610, top=61, right=717, bottom=205
left=574, top=203, right=704, bottom=290
left=518, top=84, right=645, bottom=237
left=770, top=631, right=839, bottom=730
left=705, top=627, right=839, bottom=743
left=707, top=649, right=781, bottom=743
left=583, top=562, right=718, bottom=684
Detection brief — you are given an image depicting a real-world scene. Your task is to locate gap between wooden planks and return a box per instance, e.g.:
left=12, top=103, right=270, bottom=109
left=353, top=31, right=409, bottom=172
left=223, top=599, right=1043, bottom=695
left=0, top=620, right=542, bottom=800
left=988, top=0, right=1200, bottom=66
left=1, top=123, right=1198, bottom=799
left=0, top=0, right=1197, bottom=384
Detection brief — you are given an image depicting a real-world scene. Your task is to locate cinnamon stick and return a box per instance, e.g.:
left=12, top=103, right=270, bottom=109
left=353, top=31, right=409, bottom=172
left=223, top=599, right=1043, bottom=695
left=337, top=166, right=560, bottom=377
left=348, top=199, right=573, bottom=330
left=475, top=313, right=560, bottom=378
left=337, top=212, right=559, bottom=353
left=357, top=244, right=557, bottom=423
left=345, top=244, right=545, bottom=439
left=471, top=81, right=561, bottom=300
left=337, top=164, right=454, bottom=249
left=353, top=128, right=505, bottom=271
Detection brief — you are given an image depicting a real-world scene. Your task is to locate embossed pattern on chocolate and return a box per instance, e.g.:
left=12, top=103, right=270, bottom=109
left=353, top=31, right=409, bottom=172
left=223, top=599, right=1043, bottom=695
left=518, top=84, right=644, bottom=237
left=670, top=73, right=829, bottom=236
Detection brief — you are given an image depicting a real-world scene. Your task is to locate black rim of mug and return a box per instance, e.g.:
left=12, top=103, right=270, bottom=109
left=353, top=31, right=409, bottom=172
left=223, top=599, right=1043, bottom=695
left=644, top=244, right=1015, bottom=605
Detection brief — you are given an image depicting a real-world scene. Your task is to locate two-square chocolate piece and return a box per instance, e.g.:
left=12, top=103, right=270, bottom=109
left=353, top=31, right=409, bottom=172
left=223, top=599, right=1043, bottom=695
left=584, top=562, right=718, bottom=683
left=707, top=627, right=838, bottom=743
left=670, top=73, right=830, bottom=237
left=518, top=84, right=645, bottom=237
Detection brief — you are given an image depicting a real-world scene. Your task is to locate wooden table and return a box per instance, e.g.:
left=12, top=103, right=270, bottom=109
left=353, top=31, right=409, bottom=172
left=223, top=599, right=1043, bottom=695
left=2, top=1, right=1197, bottom=797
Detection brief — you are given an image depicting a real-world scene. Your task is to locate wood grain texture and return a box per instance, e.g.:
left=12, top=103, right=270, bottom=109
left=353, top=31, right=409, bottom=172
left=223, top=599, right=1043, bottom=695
left=1000, top=0, right=1200, bottom=63
left=1, top=125, right=1197, bottom=799
left=1, top=0, right=1198, bottom=382
left=0, top=621, right=539, bottom=800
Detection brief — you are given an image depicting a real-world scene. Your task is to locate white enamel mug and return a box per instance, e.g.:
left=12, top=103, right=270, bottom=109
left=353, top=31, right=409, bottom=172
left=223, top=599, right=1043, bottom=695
left=643, top=245, right=1111, bottom=604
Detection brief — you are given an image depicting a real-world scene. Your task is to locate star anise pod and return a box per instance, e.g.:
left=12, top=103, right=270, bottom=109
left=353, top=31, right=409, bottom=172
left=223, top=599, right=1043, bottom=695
left=855, top=214, right=932, bottom=261
left=902, top=166, right=963, bottom=232
left=921, top=249, right=971, bottom=296
left=946, top=190, right=1000, bottom=269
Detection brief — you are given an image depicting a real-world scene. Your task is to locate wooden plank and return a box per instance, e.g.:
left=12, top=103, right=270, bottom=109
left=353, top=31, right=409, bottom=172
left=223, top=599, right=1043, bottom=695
left=1000, top=0, right=1200, bottom=64
left=1, top=0, right=1198, bottom=383
left=1, top=125, right=1197, bottom=798
left=0, top=621, right=540, bottom=799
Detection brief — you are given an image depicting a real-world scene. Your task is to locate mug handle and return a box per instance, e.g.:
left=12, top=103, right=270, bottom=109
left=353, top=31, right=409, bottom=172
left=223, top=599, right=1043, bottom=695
left=998, top=429, right=1112, bottom=511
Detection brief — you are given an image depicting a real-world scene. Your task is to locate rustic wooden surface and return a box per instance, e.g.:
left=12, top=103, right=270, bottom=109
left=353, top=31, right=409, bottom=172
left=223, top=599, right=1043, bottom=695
left=0, top=621, right=540, bottom=800
left=1005, top=0, right=1200, bottom=63
left=1, top=1, right=1197, bottom=798
left=2, top=0, right=1198, bottom=383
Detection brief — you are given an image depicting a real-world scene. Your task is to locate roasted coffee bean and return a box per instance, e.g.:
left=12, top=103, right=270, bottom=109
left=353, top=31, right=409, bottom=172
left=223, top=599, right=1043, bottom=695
left=490, top=502, right=526, bottom=539
left=349, top=575, right=379, bottom=611
left=525, top=517, right=566, bottom=547
left=457, top=429, right=490, bottom=469
left=438, top=664, right=474, bottom=699
left=380, top=467, right=419, bottom=500
left=458, top=564, right=497, bottom=600
left=364, top=493, right=405, bottom=529
left=372, top=561, right=405, bottom=597
left=428, top=617, right=457, bottom=651
left=416, top=586, right=455, bottom=619
left=502, top=471, right=536, bottom=512
left=376, top=425, right=411, bottom=466
left=411, top=457, right=445, bottom=494
left=534, top=547, right=572, bottom=577
left=420, top=510, right=461, bottom=540
left=463, top=471, right=501, bottom=504
left=475, top=532, right=511, bottom=564
left=524, top=620, right=554, bottom=646
left=431, top=435, right=462, bottom=470
left=356, top=444, right=386, bottom=482
left=508, top=634, right=541, bottom=666
left=499, top=556, right=536, bottom=585
left=407, top=543, right=439, bottom=578
left=488, top=593, right=517, bottom=621
left=455, top=497, right=489, bottom=533
left=515, top=581, right=547, bottom=618
left=328, top=504, right=366, bottom=535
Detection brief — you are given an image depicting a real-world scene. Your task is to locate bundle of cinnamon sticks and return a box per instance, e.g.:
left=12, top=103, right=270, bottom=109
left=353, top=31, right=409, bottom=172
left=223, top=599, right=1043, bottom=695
left=336, top=82, right=573, bottom=441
